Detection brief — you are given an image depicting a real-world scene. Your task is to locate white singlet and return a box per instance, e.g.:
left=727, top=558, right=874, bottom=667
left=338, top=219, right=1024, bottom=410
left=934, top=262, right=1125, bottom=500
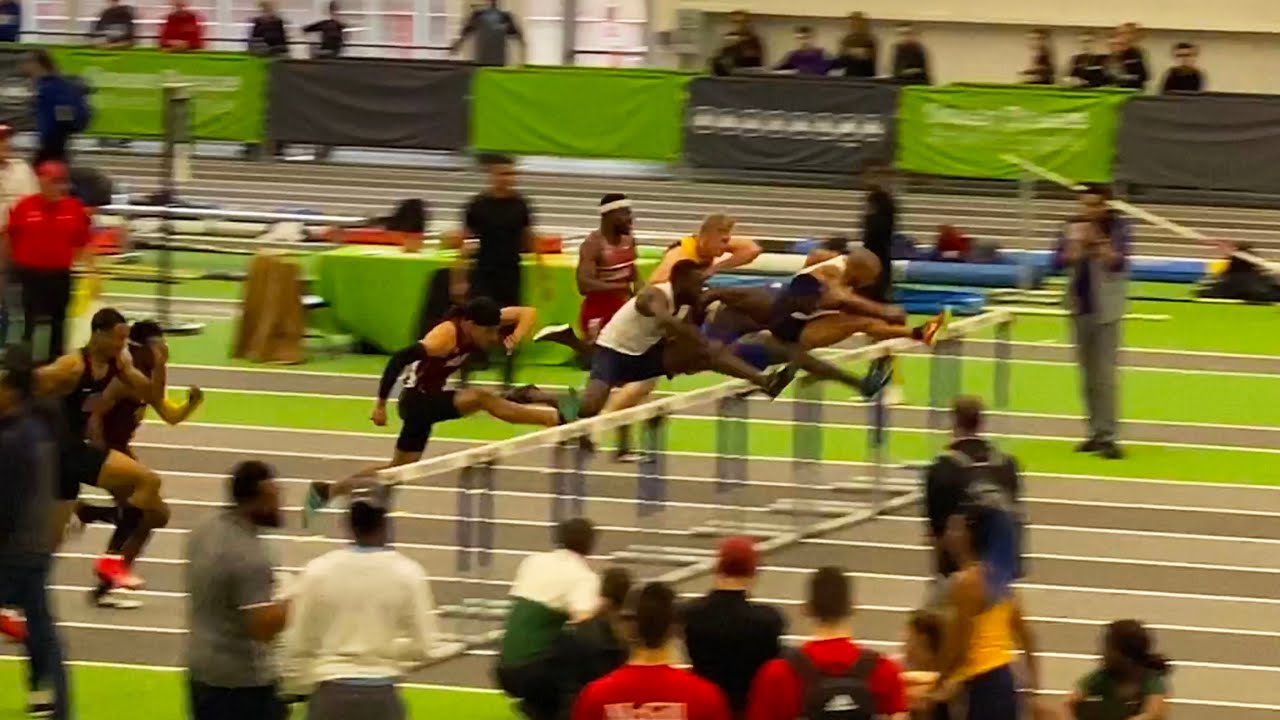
left=595, top=283, right=689, bottom=356
left=796, top=253, right=847, bottom=279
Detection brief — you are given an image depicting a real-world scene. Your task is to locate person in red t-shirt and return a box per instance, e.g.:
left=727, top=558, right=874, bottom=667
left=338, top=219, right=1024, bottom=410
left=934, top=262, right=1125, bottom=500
left=159, top=0, right=204, bottom=51
left=746, top=566, right=909, bottom=720
left=6, top=160, right=91, bottom=361
left=573, top=582, right=731, bottom=720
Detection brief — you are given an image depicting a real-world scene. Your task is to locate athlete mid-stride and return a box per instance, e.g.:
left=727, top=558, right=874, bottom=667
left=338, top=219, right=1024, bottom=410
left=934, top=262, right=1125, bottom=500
left=303, top=297, right=572, bottom=527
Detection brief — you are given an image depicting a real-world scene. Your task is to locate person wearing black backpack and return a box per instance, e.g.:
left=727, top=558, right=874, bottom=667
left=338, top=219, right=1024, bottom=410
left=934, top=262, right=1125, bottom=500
left=746, top=566, right=908, bottom=720
left=22, top=50, right=91, bottom=166
left=924, top=396, right=1023, bottom=589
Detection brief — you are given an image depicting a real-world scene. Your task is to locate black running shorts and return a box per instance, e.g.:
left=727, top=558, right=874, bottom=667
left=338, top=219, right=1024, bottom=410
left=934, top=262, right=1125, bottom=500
left=396, top=389, right=462, bottom=454
left=58, top=442, right=107, bottom=501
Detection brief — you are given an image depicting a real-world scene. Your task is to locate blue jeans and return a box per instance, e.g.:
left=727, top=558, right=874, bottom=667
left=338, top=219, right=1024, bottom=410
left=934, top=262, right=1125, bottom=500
left=0, top=561, right=69, bottom=720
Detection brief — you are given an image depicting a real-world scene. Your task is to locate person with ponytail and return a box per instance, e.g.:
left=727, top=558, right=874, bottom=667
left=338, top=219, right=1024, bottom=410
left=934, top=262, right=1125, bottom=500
left=1067, top=620, right=1170, bottom=720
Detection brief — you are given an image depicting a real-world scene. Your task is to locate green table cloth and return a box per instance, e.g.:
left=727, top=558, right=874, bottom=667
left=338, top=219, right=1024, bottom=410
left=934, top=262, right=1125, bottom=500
left=315, top=246, right=659, bottom=364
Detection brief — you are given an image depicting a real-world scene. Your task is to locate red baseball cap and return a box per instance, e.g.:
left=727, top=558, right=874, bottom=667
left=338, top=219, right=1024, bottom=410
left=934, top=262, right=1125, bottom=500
left=36, top=160, right=68, bottom=181
left=716, top=536, right=759, bottom=578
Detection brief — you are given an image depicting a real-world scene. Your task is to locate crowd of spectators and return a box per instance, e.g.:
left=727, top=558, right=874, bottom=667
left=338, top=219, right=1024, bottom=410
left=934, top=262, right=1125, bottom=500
left=486, top=399, right=1171, bottom=720
left=711, top=12, right=1204, bottom=94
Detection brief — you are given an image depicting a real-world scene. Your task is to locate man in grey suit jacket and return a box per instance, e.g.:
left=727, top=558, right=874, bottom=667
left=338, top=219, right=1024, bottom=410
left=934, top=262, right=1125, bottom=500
left=1053, top=185, right=1129, bottom=459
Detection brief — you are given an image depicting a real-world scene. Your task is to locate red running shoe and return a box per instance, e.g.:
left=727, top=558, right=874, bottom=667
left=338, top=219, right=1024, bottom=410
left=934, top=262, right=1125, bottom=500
left=0, top=610, right=27, bottom=643
left=95, top=556, right=145, bottom=591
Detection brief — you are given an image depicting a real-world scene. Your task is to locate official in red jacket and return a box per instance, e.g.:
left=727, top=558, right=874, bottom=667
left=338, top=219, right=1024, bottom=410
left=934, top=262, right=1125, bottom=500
left=6, top=160, right=91, bottom=361
left=159, top=0, right=204, bottom=51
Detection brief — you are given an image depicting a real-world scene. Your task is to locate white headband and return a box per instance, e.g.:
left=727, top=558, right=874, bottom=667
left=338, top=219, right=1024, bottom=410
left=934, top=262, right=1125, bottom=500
left=599, top=198, right=632, bottom=215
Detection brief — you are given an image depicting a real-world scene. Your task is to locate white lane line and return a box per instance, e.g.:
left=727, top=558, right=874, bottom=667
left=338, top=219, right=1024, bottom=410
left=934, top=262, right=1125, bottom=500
left=144, top=416, right=1280, bottom=458
left=153, top=380, right=1280, bottom=435
left=133, top=435, right=1280, bottom=492
left=880, top=515, right=1280, bottom=547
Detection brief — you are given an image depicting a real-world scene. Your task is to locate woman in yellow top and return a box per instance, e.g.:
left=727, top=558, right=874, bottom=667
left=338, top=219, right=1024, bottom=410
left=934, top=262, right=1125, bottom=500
left=934, top=503, right=1047, bottom=720
left=648, top=213, right=762, bottom=283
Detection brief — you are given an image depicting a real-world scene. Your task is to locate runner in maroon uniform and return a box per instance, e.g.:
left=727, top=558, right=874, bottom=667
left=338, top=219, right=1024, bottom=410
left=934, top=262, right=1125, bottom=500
left=75, top=321, right=202, bottom=603
left=536, top=193, right=640, bottom=362
left=303, top=297, right=570, bottom=526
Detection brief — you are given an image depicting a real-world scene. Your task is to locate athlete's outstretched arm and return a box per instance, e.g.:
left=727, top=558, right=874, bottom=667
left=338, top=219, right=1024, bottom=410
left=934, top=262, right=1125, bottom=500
left=152, top=388, right=204, bottom=426
left=499, top=305, right=538, bottom=349
left=372, top=324, right=457, bottom=426
left=710, top=236, right=762, bottom=274
left=821, top=284, right=905, bottom=323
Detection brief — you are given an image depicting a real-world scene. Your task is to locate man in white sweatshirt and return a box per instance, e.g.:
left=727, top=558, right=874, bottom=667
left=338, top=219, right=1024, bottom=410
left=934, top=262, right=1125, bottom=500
left=279, top=490, right=438, bottom=720
left=0, top=124, right=39, bottom=346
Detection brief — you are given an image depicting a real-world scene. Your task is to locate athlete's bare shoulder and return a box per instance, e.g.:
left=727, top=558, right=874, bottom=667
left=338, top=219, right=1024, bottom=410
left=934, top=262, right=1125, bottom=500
left=35, top=352, right=86, bottom=396
left=422, top=320, right=459, bottom=356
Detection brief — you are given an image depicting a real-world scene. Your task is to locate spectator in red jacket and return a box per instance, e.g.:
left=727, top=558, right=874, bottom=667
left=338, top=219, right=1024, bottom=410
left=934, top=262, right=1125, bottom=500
left=746, top=566, right=908, bottom=720
left=6, top=160, right=92, bottom=361
left=159, top=0, right=204, bottom=51
left=572, top=582, right=731, bottom=720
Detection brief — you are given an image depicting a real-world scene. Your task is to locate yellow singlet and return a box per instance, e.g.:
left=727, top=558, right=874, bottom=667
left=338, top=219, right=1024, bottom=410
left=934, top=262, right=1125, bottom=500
left=956, top=598, right=1016, bottom=681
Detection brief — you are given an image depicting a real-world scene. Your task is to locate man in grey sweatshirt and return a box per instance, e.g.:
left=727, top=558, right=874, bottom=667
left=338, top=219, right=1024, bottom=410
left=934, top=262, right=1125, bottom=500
left=0, top=344, right=69, bottom=719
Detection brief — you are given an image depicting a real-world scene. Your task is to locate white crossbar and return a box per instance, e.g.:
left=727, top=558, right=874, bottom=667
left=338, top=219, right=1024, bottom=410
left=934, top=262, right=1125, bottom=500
left=378, top=309, right=1013, bottom=485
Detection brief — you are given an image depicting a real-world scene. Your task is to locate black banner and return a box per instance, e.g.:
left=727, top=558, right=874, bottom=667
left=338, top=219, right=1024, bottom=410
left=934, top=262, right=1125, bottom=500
left=269, top=59, right=471, bottom=151
left=1117, top=94, right=1280, bottom=195
left=0, top=48, right=34, bottom=130
left=684, top=76, right=897, bottom=175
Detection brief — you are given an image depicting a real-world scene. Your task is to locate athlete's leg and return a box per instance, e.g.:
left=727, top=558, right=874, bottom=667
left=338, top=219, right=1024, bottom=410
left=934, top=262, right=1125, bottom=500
left=577, top=377, right=614, bottom=420
left=799, top=313, right=909, bottom=348
left=600, top=380, right=658, bottom=459
left=665, top=335, right=780, bottom=392
left=96, top=451, right=169, bottom=582
left=753, top=335, right=891, bottom=399
left=455, top=387, right=560, bottom=427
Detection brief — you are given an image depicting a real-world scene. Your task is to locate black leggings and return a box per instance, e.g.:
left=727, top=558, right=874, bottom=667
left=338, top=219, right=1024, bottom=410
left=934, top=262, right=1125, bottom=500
left=17, top=268, right=72, bottom=362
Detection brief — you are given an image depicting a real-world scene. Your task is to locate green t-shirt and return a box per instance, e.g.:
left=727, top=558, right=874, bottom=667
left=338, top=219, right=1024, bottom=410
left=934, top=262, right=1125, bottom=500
left=1075, top=669, right=1167, bottom=720
left=499, top=597, right=571, bottom=665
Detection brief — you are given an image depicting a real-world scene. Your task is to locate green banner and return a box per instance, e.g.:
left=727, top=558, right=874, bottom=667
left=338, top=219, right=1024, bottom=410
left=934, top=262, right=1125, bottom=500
left=896, top=85, right=1132, bottom=181
left=471, top=67, right=692, bottom=161
left=48, top=48, right=267, bottom=142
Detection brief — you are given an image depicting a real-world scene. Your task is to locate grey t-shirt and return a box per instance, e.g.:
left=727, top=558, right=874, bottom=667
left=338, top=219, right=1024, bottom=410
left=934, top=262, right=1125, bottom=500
left=463, top=7, right=520, bottom=66
left=186, top=510, right=276, bottom=687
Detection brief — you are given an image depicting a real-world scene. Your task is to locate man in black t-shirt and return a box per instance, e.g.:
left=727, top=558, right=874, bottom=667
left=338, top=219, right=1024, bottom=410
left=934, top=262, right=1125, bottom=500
left=455, top=155, right=534, bottom=309
left=923, top=396, right=1022, bottom=583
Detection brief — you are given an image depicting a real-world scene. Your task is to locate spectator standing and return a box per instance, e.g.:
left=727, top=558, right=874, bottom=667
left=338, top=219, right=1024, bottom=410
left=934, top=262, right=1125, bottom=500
left=1065, top=30, right=1108, bottom=88
left=302, top=1, right=346, bottom=58
left=923, top=397, right=1022, bottom=590
left=92, top=0, right=136, bottom=47
left=710, top=31, right=748, bottom=76
left=833, top=12, right=877, bottom=78
left=186, top=461, right=289, bottom=720
left=774, top=26, right=829, bottom=76
left=746, top=567, right=908, bottom=720
left=1054, top=185, right=1129, bottom=459
left=0, top=126, right=38, bottom=347
left=933, top=504, right=1043, bottom=720
left=159, top=0, right=204, bottom=51
left=891, top=23, right=930, bottom=85
left=23, top=50, right=90, bottom=165
left=1110, top=24, right=1148, bottom=91
left=496, top=517, right=600, bottom=720
left=280, top=491, right=437, bottom=720
left=0, top=0, right=21, bottom=42
left=1020, top=28, right=1055, bottom=84
left=7, top=160, right=91, bottom=362
left=248, top=1, right=289, bottom=57
left=557, top=567, right=634, bottom=714
left=1160, top=42, right=1204, bottom=93
left=572, top=582, right=731, bottom=720
left=683, top=537, right=784, bottom=718
left=727, top=10, right=764, bottom=69
left=451, top=0, right=523, bottom=66
left=0, top=346, right=68, bottom=720
left=1065, top=620, right=1171, bottom=720
left=861, top=183, right=896, bottom=304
